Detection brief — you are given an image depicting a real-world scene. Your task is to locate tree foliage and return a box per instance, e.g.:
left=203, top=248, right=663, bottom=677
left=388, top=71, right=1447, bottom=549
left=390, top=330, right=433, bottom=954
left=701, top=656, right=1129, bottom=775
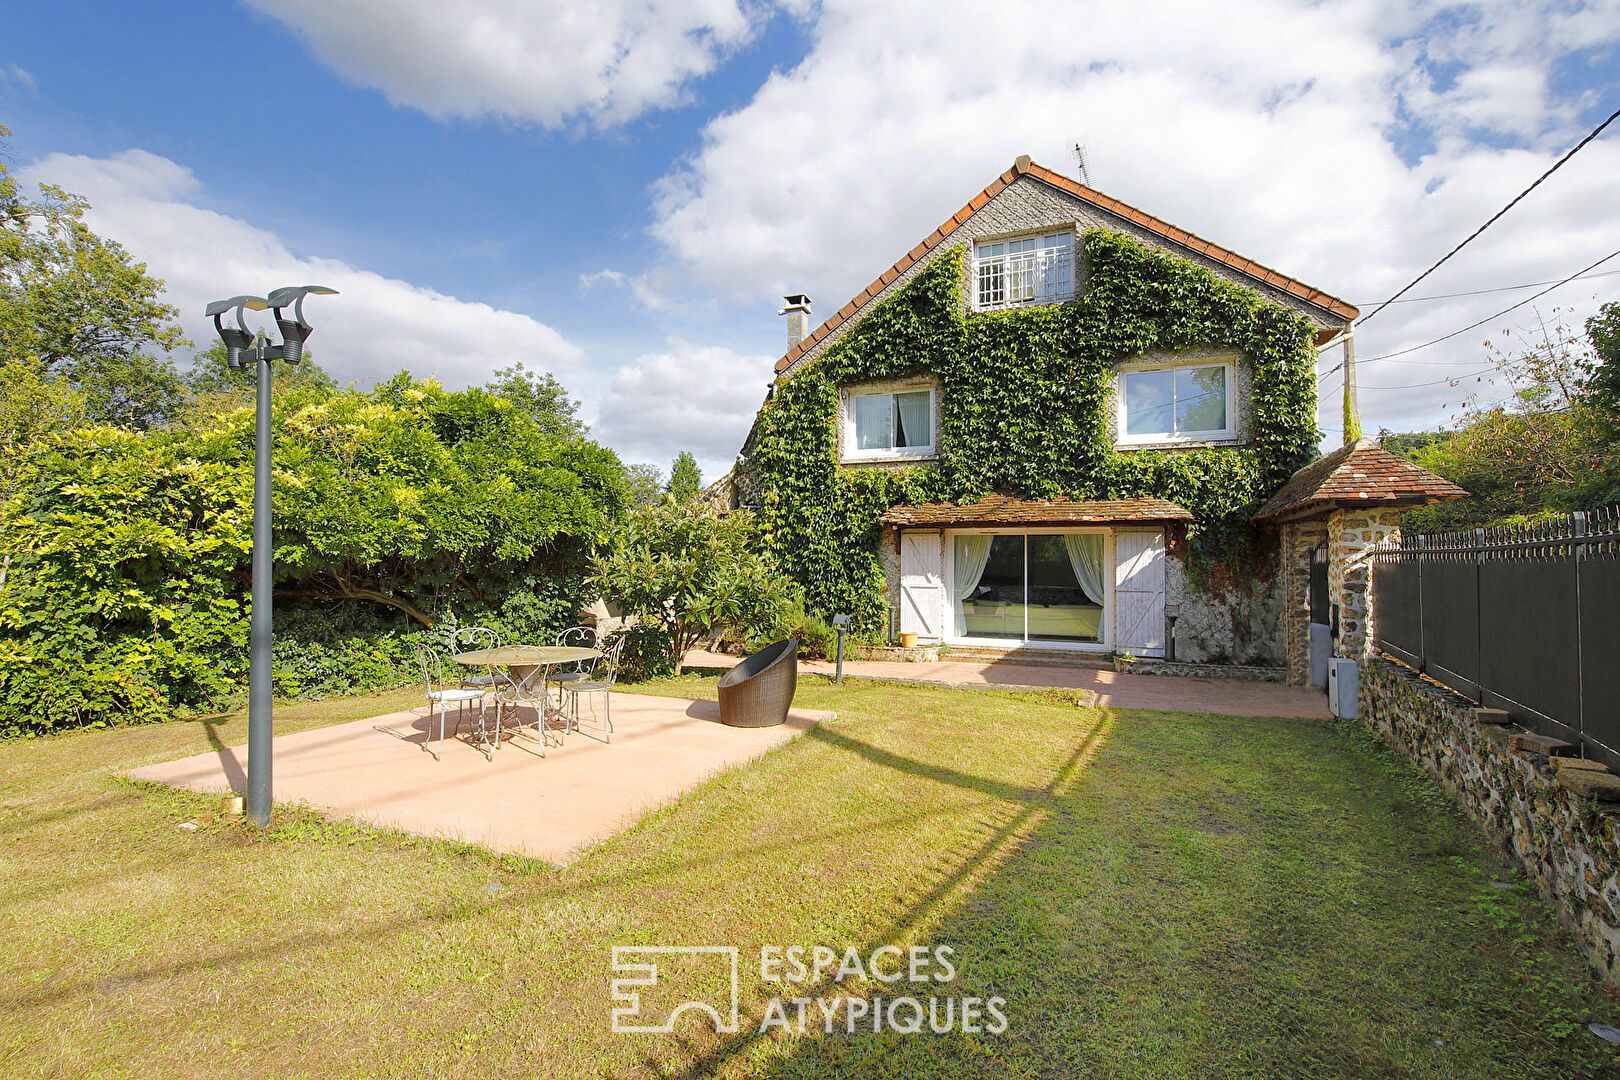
left=0, top=128, right=188, bottom=428
left=0, top=374, right=629, bottom=735
left=667, top=450, right=701, bottom=503
left=483, top=360, right=584, bottom=441
left=1392, top=307, right=1620, bottom=529
left=590, top=502, right=797, bottom=674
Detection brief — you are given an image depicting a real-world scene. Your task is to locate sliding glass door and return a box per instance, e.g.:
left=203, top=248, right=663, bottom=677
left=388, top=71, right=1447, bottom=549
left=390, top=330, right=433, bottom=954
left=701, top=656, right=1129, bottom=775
left=951, top=530, right=1106, bottom=645
left=954, top=535, right=1024, bottom=639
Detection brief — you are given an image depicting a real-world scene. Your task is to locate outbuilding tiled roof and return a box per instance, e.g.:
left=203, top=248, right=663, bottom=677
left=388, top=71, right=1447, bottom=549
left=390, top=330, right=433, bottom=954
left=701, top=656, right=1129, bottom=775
left=1252, top=439, right=1469, bottom=522
left=776, top=155, right=1359, bottom=374
left=880, top=494, right=1194, bottom=528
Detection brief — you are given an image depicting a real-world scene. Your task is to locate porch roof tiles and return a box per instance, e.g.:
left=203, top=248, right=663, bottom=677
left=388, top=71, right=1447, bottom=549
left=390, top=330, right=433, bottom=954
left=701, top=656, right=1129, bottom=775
left=880, top=494, right=1194, bottom=528
left=1252, top=438, right=1469, bottom=522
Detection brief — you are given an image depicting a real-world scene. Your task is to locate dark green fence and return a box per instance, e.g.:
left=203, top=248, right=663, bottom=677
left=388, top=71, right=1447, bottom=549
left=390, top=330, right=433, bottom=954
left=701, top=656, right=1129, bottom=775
left=1373, top=506, right=1620, bottom=766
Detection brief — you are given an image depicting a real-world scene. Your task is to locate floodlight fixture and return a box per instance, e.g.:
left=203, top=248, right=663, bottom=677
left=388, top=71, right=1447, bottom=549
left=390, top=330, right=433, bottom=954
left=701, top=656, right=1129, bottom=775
left=205, top=295, right=269, bottom=370
left=266, top=285, right=338, bottom=364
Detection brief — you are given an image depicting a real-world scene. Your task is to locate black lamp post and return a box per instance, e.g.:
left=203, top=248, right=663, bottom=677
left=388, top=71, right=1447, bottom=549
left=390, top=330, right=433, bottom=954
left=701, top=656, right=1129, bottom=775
left=205, top=286, right=337, bottom=827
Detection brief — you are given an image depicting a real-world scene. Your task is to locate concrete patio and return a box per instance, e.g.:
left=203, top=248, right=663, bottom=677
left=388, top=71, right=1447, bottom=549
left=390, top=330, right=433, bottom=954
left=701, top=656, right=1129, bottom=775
left=132, top=693, right=831, bottom=863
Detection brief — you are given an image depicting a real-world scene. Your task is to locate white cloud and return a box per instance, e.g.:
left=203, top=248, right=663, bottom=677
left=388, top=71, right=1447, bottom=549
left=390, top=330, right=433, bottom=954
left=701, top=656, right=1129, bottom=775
left=643, top=0, right=1620, bottom=440
left=19, top=149, right=584, bottom=390
left=579, top=268, right=629, bottom=291
left=587, top=338, right=773, bottom=474
left=3, top=64, right=36, bottom=89
left=245, top=0, right=769, bottom=127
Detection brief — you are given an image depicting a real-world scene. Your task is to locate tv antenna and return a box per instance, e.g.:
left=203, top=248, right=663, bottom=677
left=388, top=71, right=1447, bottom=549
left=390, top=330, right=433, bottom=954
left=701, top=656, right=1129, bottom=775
left=1071, top=142, right=1091, bottom=186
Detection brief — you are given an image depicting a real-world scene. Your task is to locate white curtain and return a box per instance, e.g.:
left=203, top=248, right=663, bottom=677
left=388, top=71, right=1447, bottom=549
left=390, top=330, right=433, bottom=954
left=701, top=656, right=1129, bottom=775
left=1063, top=534, right=1105, bottom=605
left=952, top=535, right=992, bottom=636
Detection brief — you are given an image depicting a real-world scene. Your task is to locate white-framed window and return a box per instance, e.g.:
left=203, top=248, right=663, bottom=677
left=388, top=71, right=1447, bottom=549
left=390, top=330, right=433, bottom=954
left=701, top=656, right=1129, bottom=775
left=975, top=231, right=1075, bottom=310
left=843, top=388, right=935, bottom=461
left=1117, top=361, right=1235, bottom=443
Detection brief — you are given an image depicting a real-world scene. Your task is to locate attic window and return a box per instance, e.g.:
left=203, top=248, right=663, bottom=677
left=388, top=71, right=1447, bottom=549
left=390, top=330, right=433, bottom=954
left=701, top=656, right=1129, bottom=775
left=975, top=232, right=1074, bottom=310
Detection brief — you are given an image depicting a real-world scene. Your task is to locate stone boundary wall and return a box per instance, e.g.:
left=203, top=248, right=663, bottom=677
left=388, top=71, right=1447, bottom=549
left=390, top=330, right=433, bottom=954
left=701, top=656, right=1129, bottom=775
left=847, top=644, right=941, bottom=663
left=1113, top=657, right=1283, bottom=682
left=1359, top=656, right=1620, bottom=985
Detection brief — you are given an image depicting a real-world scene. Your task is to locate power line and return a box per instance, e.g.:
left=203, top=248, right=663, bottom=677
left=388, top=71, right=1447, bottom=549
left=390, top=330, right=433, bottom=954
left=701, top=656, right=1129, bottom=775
left=1351, top=266, right=1620, bottom=306
left=1320, top=245, right=1620, bottom=380
left=1359, top=104, right=1620, bottom=326
left=1357, top=365, right=1497, bottom=390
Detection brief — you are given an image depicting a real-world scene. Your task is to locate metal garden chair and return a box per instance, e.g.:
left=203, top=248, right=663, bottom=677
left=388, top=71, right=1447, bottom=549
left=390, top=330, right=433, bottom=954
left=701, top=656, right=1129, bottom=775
left=550, top=625, right=597, bottom=704
left=413, top=642, right=487, bottom=761
left=560, top=633, right=626, bottom=744
left=454, top=626, right=502, bottom=692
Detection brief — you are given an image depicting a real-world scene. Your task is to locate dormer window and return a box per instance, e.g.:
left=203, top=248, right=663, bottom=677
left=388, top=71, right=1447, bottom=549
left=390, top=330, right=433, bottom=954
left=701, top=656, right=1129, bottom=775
left=975, top=231, right=1074, bottom=310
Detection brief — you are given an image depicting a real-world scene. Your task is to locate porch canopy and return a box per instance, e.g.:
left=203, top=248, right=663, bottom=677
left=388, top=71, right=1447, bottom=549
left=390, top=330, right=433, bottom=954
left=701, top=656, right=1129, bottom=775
left=880, top=493, right=1193, bottom=529
left=1252, top=438, right=1467, bottom=523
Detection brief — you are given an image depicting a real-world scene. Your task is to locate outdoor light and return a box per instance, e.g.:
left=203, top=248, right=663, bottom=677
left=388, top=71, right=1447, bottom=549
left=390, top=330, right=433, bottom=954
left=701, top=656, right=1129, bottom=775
left=1164, top=602, right=1181, bottom=663
left=832, top=614, right=851, bottom=684
left=204, top=295, right=269, bottom=370
left=266, top=284, right=337, bottom=365
left=204, top=285, right=339, bottom=827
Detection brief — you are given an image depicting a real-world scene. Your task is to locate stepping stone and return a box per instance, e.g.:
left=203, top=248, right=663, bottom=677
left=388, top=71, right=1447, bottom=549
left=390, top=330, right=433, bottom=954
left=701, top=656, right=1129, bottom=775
left=1555, top=770, right=1620, bottom=803
left=1511, top=731, right=1574, bottom=756
left=1552, top=757, right=1610, bottom=773
left=1473, top=707, right=1512, bottom=726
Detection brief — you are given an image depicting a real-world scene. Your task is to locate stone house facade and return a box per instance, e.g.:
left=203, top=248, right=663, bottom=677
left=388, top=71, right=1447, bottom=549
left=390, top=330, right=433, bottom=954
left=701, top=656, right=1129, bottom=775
left=715, top=156, right=1460, bottom=668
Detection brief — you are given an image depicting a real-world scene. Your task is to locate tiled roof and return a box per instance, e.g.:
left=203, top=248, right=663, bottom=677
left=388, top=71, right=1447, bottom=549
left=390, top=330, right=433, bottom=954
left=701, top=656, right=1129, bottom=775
left=776, top=155, right=1359, bottom=374
left=880, top=494, right=1193, bottom=528
left=1252, top=439, right=1469, bottom=521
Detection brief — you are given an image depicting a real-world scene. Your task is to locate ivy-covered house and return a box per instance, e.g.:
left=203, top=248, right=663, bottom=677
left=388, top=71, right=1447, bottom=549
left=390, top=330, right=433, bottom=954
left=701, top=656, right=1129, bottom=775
left=711, top=155, right=1444, bottom=671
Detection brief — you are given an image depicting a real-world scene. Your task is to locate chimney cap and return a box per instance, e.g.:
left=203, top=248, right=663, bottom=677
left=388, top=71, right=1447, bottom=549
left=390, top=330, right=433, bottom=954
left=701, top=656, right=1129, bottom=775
left=779, top=294, right=812, bottom=313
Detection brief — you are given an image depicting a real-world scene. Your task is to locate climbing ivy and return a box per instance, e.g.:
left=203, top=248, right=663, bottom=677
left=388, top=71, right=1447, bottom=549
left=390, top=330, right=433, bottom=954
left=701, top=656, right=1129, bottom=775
left=750, top=228, right=1321, bottom=634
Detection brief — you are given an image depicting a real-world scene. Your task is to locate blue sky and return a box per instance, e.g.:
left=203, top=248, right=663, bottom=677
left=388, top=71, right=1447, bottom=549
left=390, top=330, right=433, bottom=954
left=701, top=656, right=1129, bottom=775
left=4, top=0, right=1618, bottom=479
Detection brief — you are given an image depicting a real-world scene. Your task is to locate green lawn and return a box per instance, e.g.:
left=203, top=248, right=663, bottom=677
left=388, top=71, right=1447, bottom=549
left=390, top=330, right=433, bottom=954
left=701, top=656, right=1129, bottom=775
left=2, top=676, right=1618, bottom=1078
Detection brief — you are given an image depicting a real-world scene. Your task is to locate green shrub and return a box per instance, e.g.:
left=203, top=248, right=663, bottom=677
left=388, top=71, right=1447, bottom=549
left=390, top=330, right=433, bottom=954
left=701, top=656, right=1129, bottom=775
left=608, top=623, right=677, bottom=682
left=0, top=376, right=629, bottom=736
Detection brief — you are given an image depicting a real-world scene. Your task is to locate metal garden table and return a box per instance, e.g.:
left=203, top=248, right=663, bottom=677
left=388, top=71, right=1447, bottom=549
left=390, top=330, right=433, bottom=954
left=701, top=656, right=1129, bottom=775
left=451, top=645, right=600, bottom=754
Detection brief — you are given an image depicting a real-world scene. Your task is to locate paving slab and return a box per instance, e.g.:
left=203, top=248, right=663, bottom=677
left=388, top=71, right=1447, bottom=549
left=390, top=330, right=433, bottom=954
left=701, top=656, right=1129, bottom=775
left=686, top=650, right=1330, bottom=719
left=132, top=693, right=829, bottom=864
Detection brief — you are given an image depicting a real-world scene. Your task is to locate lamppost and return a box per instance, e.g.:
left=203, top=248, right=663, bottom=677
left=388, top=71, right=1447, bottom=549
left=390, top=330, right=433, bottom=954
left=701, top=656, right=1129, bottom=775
left=205, top=286, right=338, bottom=827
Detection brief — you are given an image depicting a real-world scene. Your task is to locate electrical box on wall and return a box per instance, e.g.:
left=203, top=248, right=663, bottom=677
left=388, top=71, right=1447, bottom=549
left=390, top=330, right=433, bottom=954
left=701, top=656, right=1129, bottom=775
left=1327, top=658, right=1359, bottom=719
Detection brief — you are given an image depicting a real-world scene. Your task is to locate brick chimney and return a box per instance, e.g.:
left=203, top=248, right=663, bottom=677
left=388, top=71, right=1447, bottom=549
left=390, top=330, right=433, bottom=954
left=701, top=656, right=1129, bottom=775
left=780, top=294, right=812, bottom=348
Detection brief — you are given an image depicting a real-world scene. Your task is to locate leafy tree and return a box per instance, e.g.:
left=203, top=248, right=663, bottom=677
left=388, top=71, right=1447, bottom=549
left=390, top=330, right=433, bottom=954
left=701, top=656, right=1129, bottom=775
left=1587, top=300, right=1620, bottom=427
left=483, top=360, right=583, bottom=440
left=624, top=462, right=665, bottom=506
left=183, top=341, right=336, bottom=400
left=667, top=450, right=701, bottom=503
left=0, top=374, right=632, bottom=734
left=1392, top=309, right=1618, bottom=529
left=0, top=361, right=85, bottom=588
left=590, top=502, right=796, bottom=674
left=0, top=127, right=188, bottom=426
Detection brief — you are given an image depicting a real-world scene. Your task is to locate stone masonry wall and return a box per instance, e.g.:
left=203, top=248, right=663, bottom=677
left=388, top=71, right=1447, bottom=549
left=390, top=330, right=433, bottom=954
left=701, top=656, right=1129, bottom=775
left=1360, top=657, right=1620, bottom=986
left=1281, top=519, right=1328, bottom=686
left=1329, top=507, right=1400, bottom=660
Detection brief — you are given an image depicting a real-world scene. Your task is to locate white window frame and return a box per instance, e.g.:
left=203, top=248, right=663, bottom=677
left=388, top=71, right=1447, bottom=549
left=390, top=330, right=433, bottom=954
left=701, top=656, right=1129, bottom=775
left=842, top=387, right=936, bottom=463
left=942, top=527, right=1113, bottom=651
left=1116, top=360, right=1238, bottom=446
left=974, top=231, right=1075, bottom=311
